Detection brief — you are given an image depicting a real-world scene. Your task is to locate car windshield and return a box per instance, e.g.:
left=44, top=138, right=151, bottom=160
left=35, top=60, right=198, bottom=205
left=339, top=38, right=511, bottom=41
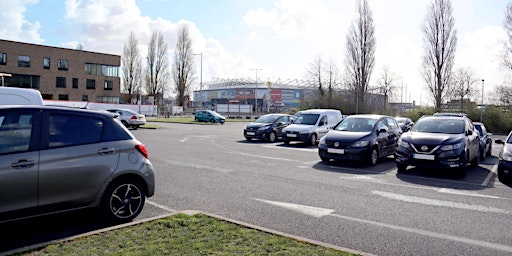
left=474, top=125, right=483, bottom=135
left=254, top=115, right=279, bottom=123
left=411, top=118, right=464, bottom=134
left=293, top=114, right=319, bottom=125
left=335, top=117, right=375, bottom=132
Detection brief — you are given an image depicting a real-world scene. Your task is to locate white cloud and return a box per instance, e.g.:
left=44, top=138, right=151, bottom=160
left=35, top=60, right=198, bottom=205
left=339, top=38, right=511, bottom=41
left=243, top=8, right=278, bottom=27
left=0, top=0, right=43, bottom=44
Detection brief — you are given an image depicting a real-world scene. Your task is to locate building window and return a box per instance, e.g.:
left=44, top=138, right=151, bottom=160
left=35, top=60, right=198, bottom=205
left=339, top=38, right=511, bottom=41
left=104, top=80, right=113, bottom=90
left=0, top=53, right=6, bottom=65
left=58, top=59, right=69, bottom=70
left=43, top=58, right=50, bottom=69
left=58, top=94, right=69, bottom=100
left=56, top=77, right=66, bottom=88
left=72, top=78, right=78, bottom=88
left=18, top=55, right=30, bottom=68
left=86, top=79, right=96, bottom=89
left=82, top=95, right=88, bottom=101
left=6, top=74, right=40, bottom=89
left=85, top=63, right=119, bottom=77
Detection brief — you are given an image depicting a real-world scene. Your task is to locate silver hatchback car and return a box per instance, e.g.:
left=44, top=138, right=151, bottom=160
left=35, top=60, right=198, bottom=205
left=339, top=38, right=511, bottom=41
left=0, top=105, right=155, bottom=223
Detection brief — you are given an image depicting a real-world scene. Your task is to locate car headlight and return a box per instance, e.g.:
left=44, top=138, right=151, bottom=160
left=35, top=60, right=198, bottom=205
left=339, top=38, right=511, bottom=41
left=441, top=142, right=464, bottom=151
left=500, top=150, right=512, bottom=161
left=319, top=136, right=326, bottom=145
left=299, top=130, right=310, bottom=134
left=258, top=126, right=269, bottom=131
left=352, top=140, right=369, bottom=148
left=398, top=139, right=410, bottom=149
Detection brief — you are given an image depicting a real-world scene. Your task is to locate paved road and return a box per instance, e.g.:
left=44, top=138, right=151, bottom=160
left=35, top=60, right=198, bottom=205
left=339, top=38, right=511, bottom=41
left=2, top=121, right=511, bottom=256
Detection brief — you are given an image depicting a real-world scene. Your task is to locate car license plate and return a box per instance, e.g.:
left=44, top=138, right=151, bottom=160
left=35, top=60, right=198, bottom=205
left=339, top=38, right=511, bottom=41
left=246, top=132, right=255, bottom=135
left=413, top=153, right=435, bottom=160
left=287, top=134, right=297, bottom=137
left=328, top=148, right=344, bottom=154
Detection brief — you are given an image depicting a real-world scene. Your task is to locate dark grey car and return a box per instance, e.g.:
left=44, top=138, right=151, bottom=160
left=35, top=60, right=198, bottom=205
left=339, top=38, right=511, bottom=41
left=0, top=106, right=155, bottom=223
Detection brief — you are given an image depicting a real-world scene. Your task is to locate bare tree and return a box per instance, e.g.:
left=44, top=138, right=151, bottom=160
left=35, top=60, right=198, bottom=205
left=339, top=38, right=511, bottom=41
left=421, top=0, right=457, bottom=111
left=121, top=31, right=142, bottom=103
left=493, top=83, right=512, bottom=107
left=146, top=30, right=170, bottom=104
left=376, top=66, right=398, bottom=109
left=304, top=56, right=341, bottom=108
left=450, top=67, right=478, bottom=111
left=503, top=3, right=512, bottom=71
left=345, top=0, right=376, bottom=113
left=305, top=56, right=325, bottom=98
left=172, top=25, right=195, bottom=107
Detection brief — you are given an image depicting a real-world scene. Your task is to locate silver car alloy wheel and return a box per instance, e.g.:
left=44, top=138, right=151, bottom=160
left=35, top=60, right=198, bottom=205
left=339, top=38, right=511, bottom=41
left=105, top=180, right=145, bottom=221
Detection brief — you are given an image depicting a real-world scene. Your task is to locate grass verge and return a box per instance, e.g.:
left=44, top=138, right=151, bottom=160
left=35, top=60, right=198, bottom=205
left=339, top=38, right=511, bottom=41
left=18, top=213, right=356, bottom=256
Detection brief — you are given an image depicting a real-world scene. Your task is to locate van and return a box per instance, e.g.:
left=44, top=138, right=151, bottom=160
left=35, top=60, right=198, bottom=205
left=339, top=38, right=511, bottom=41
left=0, top=87, right=44, bottom=105
left=282, top=109, right=344, bottom=145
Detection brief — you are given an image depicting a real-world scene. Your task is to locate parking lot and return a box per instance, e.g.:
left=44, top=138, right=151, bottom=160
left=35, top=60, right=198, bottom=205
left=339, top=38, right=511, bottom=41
left=2, top=121, right=512, bottom=255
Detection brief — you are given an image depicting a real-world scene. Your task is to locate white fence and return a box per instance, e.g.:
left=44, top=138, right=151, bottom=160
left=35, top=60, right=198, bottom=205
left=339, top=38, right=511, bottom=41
left=44, top=100, right=159, bottom=116
left=216, top=104, right=252, bottom=113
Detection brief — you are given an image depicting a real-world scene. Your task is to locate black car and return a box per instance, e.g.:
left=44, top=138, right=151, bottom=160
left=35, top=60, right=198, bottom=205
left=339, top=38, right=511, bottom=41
left=395, top=115, right=480, bottom=176
left=244, top=114, right=295, bottom=142
left=473, top=122, right=492, bottom=160
left=318, top=114, right=402, bottom=166
left=396, top=117, right=414, bottom=132
left=495, top=132, right=512, bottom=185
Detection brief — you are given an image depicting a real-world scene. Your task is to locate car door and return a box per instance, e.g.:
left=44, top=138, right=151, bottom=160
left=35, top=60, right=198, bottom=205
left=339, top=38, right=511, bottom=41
left=316, top=115, right=330, bottom=139
left=375, top=119, right=390, bottom=156
left=385, top=117, right=401, bottom=154
left=37, top=110, right=119, bottom=208
left=466, top=120, right=480, bottom=160
left=0, top=109, right=40, bottom=213
left=274, top=116, right=288, bottom=136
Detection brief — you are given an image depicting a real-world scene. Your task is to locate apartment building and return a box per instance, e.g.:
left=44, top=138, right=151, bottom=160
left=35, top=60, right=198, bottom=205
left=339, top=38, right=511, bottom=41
left=0, top=39, right=120, bottom=103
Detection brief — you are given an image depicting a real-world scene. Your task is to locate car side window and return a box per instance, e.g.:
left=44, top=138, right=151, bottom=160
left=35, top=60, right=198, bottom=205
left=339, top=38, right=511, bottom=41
left=319, top=116, right=328, bottom=126
left=0, top=112, right=33, bottom=155
left=386, top=117, right=399, bottom=130
left=48, top=114, right=103, bottom=148
left=377, top=120, right=388, bottom=132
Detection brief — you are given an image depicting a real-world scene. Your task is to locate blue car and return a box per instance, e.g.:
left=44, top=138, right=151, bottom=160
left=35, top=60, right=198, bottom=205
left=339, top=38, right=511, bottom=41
left=244, top=114, right=295, bottom=142
left=194, top=110, right=226, bottom=124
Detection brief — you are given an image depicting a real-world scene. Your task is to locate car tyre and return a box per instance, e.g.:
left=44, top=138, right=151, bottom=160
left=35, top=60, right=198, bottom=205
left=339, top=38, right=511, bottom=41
left=194, top=117, right=199, bottom=122
left=320, top=156, right=330, bottom=162
left=121, top=120, right=129, bottom=127
left=210, top=119, right=215, bottom=123
left=268, top=131, right=277, bottom=142
left=245, top=137, right=252, bottom=141
left=283, top=139, right=290, bottom=145
left=397, top=164, right=407, bottom=174
left=471, top=152, right=479, bottom=167
left=369, top=148, right=378, bottom=166
left=486, top=143, right=492, bottom=156
left=102, top=178, right=145, bottom=222
left=309, top=133, right=317, bottom=146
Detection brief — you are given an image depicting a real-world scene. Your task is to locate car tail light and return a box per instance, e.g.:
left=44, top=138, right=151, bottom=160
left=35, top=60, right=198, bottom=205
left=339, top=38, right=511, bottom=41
left=131, top=115, right=137, bottom=120
left=135, top=144, right=149, bottom=159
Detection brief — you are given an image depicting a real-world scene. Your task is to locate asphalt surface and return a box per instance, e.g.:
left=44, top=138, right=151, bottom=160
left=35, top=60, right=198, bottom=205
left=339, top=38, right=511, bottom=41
left=2, top=121, right=511, bottom=256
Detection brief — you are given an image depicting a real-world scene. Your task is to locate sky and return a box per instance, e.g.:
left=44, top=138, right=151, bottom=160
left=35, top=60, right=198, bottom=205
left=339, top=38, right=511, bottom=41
left=0, top=0, right=510, bottom=106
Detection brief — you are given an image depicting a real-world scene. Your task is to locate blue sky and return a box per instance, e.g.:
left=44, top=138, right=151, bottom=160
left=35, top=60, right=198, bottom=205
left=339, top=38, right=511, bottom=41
left=0, top=0, right=510, bottom=105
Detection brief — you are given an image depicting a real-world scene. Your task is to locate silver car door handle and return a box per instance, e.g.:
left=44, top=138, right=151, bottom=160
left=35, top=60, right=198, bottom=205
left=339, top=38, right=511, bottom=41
left=11, top=159, right=36, bottom=169
left=97, top=148, right=115, bottom=155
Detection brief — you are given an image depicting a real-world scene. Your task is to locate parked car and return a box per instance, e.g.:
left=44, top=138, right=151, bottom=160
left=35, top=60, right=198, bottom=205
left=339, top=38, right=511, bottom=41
left=395, top=115, right=480, bottom=176
left=107, top=108, right=146, bottom=129
left=282, top=109, right=344, bottom=146
left=0, top=87, right=44, bottom=105
left=0, top=105, right=155, bottom=223
left=396, top=117, right=414, bottom=132
left=244, top=114, right=296, bottom=142
left=318, top=114, right=402, bottom=165
left=195, top=110, right=226, bottom=124
left=473, top=122, right=492, bottom=160
left=495, top=133, right=512, bottom=185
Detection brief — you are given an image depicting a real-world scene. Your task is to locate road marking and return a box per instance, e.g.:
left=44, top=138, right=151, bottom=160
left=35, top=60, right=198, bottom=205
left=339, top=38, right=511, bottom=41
left=158, top=158, right=236, bottom=173
left=372, top=190, right=510, bottom=214
left=180, top=135, right=214, bottom=143
left=254, top=198, right=512, bottom=253
left=146, top=200, right=178, bottom=213
left=261, top=144, right=317, bottom=152
left=437, top=188, right=501, bottom=199
left=482, top=164, right=498, bottom=186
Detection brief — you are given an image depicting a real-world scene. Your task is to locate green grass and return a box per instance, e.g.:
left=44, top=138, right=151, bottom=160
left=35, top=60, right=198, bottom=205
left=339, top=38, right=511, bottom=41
left=148, top=117, right=254, bottom=124
left=19, top=213, right=356, bottom=255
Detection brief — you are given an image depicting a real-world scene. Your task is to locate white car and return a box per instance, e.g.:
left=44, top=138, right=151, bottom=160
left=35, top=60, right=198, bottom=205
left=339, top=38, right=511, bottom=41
left=282, top=109, right=344, bottom=146
left=107, top=109, right=146, bottom=129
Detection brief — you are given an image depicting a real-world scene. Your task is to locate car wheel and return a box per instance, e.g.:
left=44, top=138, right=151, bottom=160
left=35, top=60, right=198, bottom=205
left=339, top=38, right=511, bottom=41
left=487, top=143, right=492, bottom=156
left=194, top=117, right=199, bottom=122
left=121, top=120, right=129, bottom=127
left=283, top=139, right=290, bottom=145
left=397, top=164, right=407, bottom=174
left=320, top=156, right=330, bottom=162
left=498, top=168, right=512, bottom=185
left=102, top=178, right=145, bottom=222
left=458, top=154, right=468, bottom=177
left=132, top=125, right=139, bottom=130
left=309, top=133, right=317, bottom=146
left=245, top=137, right=252, bottom=141
left=268, top=131, right=277, bottom=142
left=471, top=151, right=479, bottom=167
left=210, top=119, right=215, bottom=123
left=369, top=148, right=378, bottom=166
left=479, top=148, right=486, bottom=161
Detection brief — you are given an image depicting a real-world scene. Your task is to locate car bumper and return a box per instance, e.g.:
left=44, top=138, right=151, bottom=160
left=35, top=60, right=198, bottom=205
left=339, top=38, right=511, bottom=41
left=318, top=146, right=371, bottom=161
left=498, top=159, right=512, bottom=182
left=395, top=146, right=465, bottom=170
left=244, top=130, right=269, bottom=140
left=283, top=133, right=310, bottom=143
left=128, top=120, right=146, bottom=126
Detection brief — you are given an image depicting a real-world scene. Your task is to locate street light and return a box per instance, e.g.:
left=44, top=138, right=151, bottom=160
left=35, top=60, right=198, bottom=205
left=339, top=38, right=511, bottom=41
left=0, top=72, right=12, bottom=87
left=193, top=53, right=203, bottom=102
left=251, top=68, right=262, bottom=117
left=480, top=79, right=484, bottom=122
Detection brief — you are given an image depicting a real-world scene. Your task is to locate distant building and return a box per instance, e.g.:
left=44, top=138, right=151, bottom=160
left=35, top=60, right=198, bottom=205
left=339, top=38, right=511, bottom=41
left=0, top=39, right=121, bottom=103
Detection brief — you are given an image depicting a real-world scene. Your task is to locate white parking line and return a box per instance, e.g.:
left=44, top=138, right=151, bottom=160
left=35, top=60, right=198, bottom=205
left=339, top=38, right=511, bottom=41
left=482, top=164, right=498, bottom=186
left=146, top=200, right=178, bottom=213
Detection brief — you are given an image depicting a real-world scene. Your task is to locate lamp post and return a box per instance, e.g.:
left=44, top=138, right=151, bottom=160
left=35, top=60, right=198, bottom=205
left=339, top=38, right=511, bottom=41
left=0, top=73, right=12, bottom=87
left=251, top=68, right=262, bottom=117
left=193, top=53, right=203, bottom=102
left=480, top=79, right=484, bottom=122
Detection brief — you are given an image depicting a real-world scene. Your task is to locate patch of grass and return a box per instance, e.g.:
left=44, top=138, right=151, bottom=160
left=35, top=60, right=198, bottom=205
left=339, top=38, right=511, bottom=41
left=19, top=214, right=356, bottom=255
left=148, top=117, right=252, bottom=124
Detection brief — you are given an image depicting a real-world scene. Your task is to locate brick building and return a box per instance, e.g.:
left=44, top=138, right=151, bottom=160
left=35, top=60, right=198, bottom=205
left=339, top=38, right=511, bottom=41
left=0, top=39, right=120, bottom=103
